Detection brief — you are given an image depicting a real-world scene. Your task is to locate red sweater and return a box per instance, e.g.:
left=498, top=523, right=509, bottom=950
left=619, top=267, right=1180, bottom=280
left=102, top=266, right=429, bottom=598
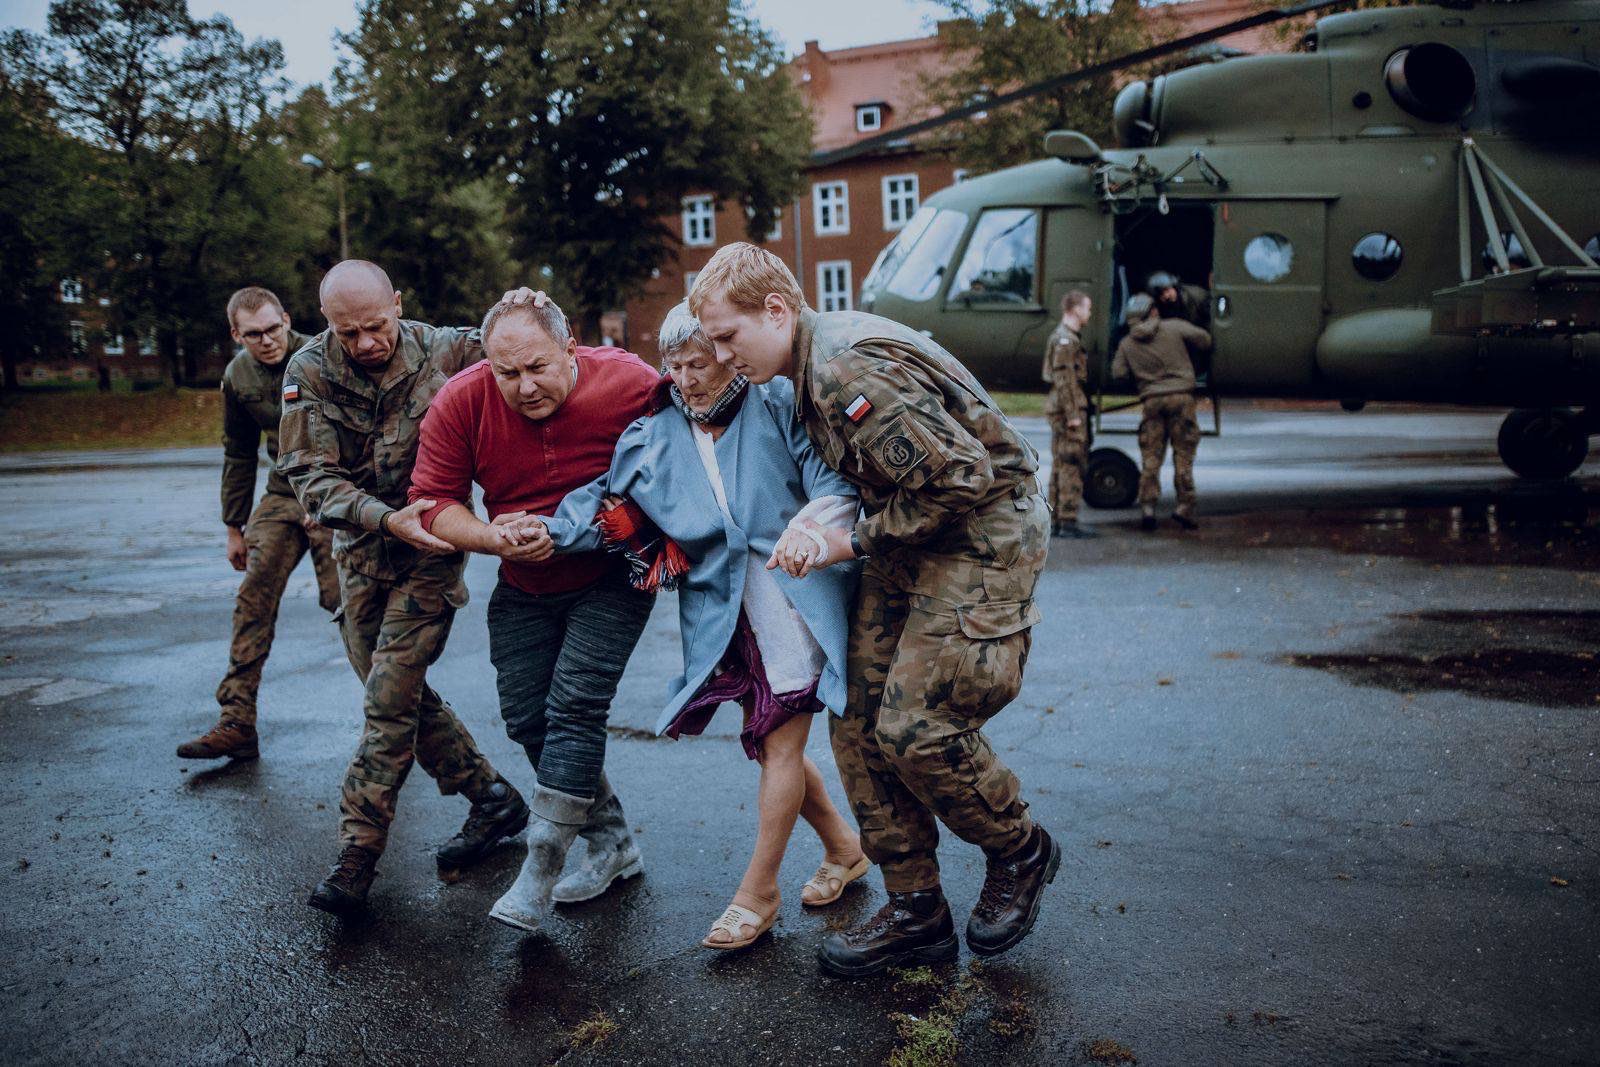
left=410, top=346, right=658, bottom=594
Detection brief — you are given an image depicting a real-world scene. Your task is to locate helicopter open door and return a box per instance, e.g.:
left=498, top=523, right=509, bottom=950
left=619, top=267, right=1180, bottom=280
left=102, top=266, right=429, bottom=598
left=1210, top=198, right=1330, bottom=393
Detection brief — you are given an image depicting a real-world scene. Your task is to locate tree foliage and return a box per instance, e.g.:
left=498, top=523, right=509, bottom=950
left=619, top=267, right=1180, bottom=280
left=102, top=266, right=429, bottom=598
left=342, top=0, right=813, bottom=334
left=917, top=0, right=1161, bottom=176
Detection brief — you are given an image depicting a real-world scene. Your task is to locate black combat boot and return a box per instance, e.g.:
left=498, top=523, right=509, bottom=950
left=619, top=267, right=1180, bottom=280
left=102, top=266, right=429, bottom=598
left=307, top=845, right=379, bottom=915
left=1172, top=512, right=1199, bottom=530
left=816, top=889, right=959, bottom=978
left=965, top=824, right=1061, bottom=957
left=1140, top=512, right=1158, bottom=532
left=175, top=720, right=258, bottom=760
left=1052, top=520, right=1099, bottom=539
left=436, top=778, right=529, bottom=871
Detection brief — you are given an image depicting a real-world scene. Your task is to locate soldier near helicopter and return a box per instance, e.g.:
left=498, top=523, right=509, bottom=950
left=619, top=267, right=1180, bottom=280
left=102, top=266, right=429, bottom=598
left=1041, top=290, right=1096, bottom=538
left=1145, top=270, right=1211, bottom=331
left=1112, top=292, right=1212, bottom=531
left=177, top=286, right=341, bottom=762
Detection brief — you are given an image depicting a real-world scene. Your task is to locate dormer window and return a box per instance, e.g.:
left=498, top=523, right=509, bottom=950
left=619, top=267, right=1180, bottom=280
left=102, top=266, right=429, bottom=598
left=855, top=104, right=883, bottom=133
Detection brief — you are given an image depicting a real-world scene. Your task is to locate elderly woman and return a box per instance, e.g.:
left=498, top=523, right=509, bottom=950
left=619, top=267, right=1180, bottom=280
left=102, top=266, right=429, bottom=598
left=525, top=301, right=869, bottom=951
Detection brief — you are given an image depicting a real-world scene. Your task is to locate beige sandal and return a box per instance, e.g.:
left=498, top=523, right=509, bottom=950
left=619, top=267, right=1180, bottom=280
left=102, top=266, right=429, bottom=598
left=801, top=855, right=871, bottom=908
left=701, top=902, right=778, bottom=951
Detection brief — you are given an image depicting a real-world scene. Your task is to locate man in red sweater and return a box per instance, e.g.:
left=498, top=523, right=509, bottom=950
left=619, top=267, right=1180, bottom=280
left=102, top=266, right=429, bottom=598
left=410, top=294, right=658, bottom=933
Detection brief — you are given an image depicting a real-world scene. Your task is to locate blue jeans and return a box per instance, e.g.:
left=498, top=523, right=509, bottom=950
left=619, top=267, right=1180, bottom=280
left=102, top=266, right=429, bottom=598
left=486, top=565, right=654, bottom=799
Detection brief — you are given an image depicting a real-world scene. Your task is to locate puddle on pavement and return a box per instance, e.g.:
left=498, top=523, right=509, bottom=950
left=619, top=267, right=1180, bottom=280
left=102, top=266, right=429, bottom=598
left=1209, top=495, right=1600, bottom=568
left=1286, top=610, right=1600, bottom=707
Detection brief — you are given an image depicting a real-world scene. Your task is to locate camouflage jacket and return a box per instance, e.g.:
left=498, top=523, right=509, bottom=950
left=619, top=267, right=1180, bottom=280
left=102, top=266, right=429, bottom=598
left=1040, top=322, right=1089, bottom=421
left=792, top=308, right=1039, bottom=557
left=219, top=328, right=314, bottom=527
left=279, top=320, right=483, bottom=580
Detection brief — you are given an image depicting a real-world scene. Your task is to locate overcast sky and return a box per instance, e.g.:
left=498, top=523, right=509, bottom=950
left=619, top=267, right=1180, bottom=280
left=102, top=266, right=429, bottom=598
left=1, top=0, right=950, bottom=88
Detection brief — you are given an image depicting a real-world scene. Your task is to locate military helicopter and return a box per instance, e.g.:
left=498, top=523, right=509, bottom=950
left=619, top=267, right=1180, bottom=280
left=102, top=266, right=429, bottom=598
left=848, top=0, right=1600, bottom=505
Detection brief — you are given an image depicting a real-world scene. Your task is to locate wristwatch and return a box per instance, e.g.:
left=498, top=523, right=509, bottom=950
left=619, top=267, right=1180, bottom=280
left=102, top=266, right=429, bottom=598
left=379, top=510, right=392, bottom=535
left=849, top=530, right=867, bottom=559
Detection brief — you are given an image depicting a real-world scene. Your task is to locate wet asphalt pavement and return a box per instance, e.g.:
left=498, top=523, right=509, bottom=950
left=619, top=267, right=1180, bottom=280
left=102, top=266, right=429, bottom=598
left=1, top=403, right=1597, bottom=1066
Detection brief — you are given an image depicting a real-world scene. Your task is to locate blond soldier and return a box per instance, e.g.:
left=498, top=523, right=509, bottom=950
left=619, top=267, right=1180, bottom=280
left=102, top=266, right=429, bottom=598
left=279, top=260, right=528, bottom=914
left=177, top=287, right=341, bottom=762
left=1042, top=290, right=1096, bottom=539
left=691, top=243, right=1059, bottom=979
left=1111, top=292, right=1212, bottom=531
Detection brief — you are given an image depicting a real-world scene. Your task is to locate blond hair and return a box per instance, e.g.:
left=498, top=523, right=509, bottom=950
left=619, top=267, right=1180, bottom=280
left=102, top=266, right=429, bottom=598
left=687, top=242, right=807, bottom=316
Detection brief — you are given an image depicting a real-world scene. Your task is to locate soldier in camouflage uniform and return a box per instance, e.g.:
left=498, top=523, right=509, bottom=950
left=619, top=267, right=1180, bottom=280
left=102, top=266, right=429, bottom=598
left=1111, top=292, right=1212, bottom=531
left=692, top=243, right=1061, bottom=978
left=1042, top=290, right=1096, bottom=539
left=278, top=260, right=528, bottom=914
left=178, top=287, right=341, bottom=762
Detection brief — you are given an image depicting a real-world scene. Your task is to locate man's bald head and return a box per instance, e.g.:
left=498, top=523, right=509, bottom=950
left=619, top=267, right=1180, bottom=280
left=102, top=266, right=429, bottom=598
left=319, top=260, right=403, bottom=370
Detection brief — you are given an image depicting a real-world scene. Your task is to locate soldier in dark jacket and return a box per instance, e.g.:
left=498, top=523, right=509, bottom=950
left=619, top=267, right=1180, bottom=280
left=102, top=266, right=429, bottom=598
left=692, top=243, right=1060, bottom=979
left=278, top=261, right=527, bottom=914
left=177, top=287, right=340, bottom=762
left=1111, top=293, right=1213, bottom=530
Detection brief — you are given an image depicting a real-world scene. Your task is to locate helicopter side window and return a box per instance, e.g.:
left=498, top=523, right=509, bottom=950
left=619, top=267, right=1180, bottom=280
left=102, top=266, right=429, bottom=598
left=1586, top=235, right=1599, bottom=261
left=1243, top=233, right=1294, bottom=283
left=884, top=209, right=969, bottom=303
left=948, top=208, right=1039, bottom=307
left=1352, top=232, right=1404, bottom=281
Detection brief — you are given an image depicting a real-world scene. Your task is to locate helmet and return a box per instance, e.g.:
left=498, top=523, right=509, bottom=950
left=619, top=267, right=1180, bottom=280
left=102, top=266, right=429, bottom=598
left=1146, top=271, right=1180, bottom=292
left=1123, top=293, right=1156, bottom=324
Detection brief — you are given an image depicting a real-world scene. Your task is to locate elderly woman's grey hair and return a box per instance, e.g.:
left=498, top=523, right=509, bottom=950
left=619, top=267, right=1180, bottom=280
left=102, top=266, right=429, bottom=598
left=480, top=295, right=571, bottom=350
left=657, top=300, right=713, bottom=363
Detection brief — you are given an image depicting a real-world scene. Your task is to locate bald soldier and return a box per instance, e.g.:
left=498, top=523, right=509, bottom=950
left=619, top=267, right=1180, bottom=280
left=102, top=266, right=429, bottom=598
left=279, top=260, right=528, bottom=914
left=178, top=286, right=341, bottom=762
left=691, top=243, right=1059, bottom=978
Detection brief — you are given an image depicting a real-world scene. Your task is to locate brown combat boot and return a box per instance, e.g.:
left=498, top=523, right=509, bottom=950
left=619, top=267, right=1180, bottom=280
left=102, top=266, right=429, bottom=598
left=175, top=720, right=259, bottom=761
left=816, top=889, right=959, bottom=978
left=307, top=845, right=379, bottom=915
left=965, top=824, right=1061, bottom=957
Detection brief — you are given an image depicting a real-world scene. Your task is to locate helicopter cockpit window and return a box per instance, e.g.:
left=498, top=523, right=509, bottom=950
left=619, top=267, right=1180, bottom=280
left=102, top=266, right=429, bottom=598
left=884, top=208, right=969, bottom=302
left=863, top=206, right=939, bottom=295
left=948, top=208, right=1039, bottom=306
left=1243, top=233, right=1293, bottom=283
left=1352, top=232, right=1403, bottom=281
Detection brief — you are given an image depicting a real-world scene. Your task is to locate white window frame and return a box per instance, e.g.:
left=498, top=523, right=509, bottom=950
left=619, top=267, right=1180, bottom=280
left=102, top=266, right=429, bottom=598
left=684, top=270, right=700, bottom=296
left=681, top=195, right=715, bottom=247
left=69, top=320, right=86, bottom=353
left=816, top=260, right=853, bottom=313
left=855, top=105, right=882, bottom=133
left=103, top=329, right=124, bottom=356
left=813, top=182, right=850, bottom=236
left=139, top=332, right=156, bottom=356
left=749, top=206, right=781, bottom=243
left=60, top=279, right=83, bottom=304
left=881, top=174, right=920, bottom=232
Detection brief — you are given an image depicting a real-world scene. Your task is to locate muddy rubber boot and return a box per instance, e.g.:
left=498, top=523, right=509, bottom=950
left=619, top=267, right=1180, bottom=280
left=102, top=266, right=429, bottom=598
left=965, top=824, right=1062, bottom=957
left=176, top=720, right=259, bottom=761
left=816, top=889, right=959, bottom=979
left=488, top=785, right=587, bottom=933
left=307, top=845, right=378, bottom=915
left=436, top=777, right=529, bottom=872
left=552, top=777, right=644, bottom=904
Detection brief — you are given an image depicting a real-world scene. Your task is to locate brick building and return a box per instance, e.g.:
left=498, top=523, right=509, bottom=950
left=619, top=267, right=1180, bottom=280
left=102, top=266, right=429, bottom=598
left=15, top=278, right=170, bottom=387
left=622, top=0, right=1289, bottom=352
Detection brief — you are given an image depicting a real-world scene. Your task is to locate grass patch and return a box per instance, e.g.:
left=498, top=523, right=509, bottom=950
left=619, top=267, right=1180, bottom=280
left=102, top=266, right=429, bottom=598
left=990, top=390, right=1047, bottom=419
left=886, top=967, right=981, bottom=1067
left=566, top=1010, right=618, bottom=1050
left=0, top=388, right=222, bottom=452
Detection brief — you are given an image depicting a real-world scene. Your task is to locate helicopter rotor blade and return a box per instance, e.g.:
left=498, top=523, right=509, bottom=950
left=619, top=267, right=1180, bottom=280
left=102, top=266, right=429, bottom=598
left=810, top=0, right=1360, bottom=169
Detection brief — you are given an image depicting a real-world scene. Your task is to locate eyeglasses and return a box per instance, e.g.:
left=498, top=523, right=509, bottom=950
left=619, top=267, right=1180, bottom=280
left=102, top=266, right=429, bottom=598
left=241, top=323, right=285, bottom=343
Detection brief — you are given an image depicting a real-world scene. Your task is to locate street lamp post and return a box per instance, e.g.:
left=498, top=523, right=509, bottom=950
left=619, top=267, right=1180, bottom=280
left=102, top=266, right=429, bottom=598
left=299, top=154, right=373, bottom=260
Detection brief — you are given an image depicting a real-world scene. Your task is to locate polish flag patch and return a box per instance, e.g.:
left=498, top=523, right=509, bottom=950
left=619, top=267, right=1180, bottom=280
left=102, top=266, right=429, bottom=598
left=845, top=394, right=873, bottom=423
left=282, top=382, right=299, bottom=402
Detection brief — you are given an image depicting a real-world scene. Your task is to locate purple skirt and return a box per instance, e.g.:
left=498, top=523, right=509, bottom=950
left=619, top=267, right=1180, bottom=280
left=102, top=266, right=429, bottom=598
left=667, top=610, right=821, bottom=761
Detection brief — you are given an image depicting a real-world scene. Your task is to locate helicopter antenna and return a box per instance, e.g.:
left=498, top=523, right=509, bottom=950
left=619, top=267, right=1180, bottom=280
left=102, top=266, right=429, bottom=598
left=810, top=0, right=1361, bottom=169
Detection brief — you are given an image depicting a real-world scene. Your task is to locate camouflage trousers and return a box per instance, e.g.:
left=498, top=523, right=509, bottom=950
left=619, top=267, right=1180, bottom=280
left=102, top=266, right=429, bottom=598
left=216, top=492, right=341, bottom=726
left=830, top=489, right=1048, bottom=892
left=1137, top=392, right=1200, bottom=517
left=1047, top=413, right=1090, bottom=523
left=335, top=560, right=499, bottom=854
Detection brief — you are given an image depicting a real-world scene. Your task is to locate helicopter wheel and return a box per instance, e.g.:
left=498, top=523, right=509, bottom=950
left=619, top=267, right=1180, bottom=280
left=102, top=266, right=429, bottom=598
left=1084, top=447, right=1140, bottom=509
left=1496, top=408, right=1588, bottom=480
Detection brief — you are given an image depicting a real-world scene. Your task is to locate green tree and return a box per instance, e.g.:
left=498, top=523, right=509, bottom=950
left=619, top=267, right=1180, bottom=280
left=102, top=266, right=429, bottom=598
left=2, top=0, right=320, bottom=384
left=343, top=0, right=811, bottom=337
left=918, top=0, right=1160, bottom=176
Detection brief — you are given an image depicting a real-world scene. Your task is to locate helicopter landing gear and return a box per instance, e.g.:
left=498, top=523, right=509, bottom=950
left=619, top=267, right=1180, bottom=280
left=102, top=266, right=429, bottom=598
left=1496, top=408, right=1589, bottom=480
left=1084, top=447, right=1140, bottom=509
